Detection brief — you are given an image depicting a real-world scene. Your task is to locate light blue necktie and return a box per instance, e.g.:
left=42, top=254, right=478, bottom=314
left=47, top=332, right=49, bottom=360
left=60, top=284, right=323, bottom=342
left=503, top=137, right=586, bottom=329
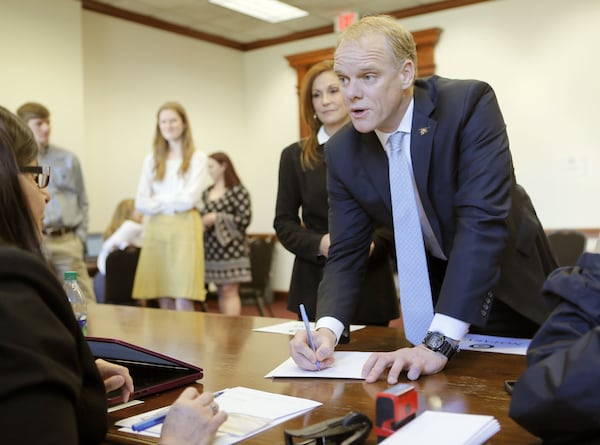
left=387, top=131, right=434, bottom=345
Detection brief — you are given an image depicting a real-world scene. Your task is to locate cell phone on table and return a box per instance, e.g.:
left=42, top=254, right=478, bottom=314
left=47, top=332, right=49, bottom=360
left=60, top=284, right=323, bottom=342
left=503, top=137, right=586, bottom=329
left=504, top=379, right=516, bottom=395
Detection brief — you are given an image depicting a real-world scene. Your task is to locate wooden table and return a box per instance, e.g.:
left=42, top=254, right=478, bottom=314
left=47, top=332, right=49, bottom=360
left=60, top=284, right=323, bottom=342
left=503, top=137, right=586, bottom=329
left=89, top=304, right=541, bottom=444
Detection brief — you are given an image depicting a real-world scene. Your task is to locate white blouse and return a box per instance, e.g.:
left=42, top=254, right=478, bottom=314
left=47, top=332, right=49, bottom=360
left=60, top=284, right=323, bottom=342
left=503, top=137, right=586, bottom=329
left=135, top=150, right=207, bottom=215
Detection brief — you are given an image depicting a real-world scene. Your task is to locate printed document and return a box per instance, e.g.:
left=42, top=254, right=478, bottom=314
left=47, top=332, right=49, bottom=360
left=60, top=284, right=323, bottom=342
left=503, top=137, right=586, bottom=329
left=115, top=386, right=321, bottom=444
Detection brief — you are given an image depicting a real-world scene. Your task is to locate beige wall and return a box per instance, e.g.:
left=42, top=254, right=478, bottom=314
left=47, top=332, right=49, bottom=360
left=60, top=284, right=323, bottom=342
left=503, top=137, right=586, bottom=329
left=1, top=0, right=85, bottom=163
left=2, top=0, right=600, bottom=291
left=82, top=12, right=244, bottom=232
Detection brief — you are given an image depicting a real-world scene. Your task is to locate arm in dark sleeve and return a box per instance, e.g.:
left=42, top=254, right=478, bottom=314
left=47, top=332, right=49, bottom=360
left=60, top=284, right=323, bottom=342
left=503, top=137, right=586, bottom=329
left=274, top=145, right=325, bottom=265
left=509, top=327, right=600, bottom=441
left=1, top=387, right=79, bottom=444
left=316, top=144, right=373, bottom=324
left=0, top=248, right=107, bottom=444
left=370, top=225, right=394, bottom=262
left=509, top=255, right=600, bottom=441
left=435, top=81, right=513, bottom=325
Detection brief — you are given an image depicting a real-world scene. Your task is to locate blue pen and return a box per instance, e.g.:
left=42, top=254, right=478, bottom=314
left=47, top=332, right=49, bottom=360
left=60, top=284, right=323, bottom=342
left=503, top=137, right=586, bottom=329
left=299, top=304, right=321, bottom=371
left=131, top=407, right=169, bottom=432
left=131, top=391, right=226, bottom=432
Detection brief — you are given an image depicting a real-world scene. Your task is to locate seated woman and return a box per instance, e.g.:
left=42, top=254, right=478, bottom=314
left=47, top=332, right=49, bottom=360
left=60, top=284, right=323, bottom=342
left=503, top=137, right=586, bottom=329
left=94, top=198, right=143, bottom=303
left=0, top=105, right=226, bottom=444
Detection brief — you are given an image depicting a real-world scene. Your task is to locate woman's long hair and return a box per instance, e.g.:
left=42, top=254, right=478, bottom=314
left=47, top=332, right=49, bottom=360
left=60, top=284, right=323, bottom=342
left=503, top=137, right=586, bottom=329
left=208, top=152, right=241, bottom=189
left=0, top=106, right=43, bottom=257
left=103, top=198, right=136, bottom=239
left=152, top=101, right=195, bottom=181
left=298, top=60, right=334, bottom=171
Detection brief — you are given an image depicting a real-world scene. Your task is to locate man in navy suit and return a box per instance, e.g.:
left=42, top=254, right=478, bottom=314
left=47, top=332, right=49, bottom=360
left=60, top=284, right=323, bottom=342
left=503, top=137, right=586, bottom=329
left=290, top=15, right=557, bottom=381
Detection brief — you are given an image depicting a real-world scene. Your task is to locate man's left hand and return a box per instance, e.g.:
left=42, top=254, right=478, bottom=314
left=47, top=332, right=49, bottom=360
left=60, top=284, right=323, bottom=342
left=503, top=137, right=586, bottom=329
left=362, top=345, right=448, bottom=383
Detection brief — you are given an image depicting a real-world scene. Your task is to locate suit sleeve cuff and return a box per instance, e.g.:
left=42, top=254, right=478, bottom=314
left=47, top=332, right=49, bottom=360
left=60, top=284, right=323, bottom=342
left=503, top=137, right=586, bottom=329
left=315, top=317, right=345, bottom=345
left=429, top=313, right=470, bottom=341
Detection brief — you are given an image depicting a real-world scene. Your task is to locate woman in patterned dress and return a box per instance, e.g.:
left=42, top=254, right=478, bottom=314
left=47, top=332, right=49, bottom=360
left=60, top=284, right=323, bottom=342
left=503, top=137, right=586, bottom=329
left=201, top=152, right=252, bottom=315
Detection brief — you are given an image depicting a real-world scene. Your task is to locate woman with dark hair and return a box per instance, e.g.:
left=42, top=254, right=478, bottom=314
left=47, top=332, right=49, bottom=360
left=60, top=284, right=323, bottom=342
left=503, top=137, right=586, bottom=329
left=0, top=107, right=46, bottom=256
left=273, top=60, right=399, bottom=327
left=0, top=105, right=226, bottom=444
left=133, top=102, right=207, bottom=311
left=201, top=152, right=252, bottom=315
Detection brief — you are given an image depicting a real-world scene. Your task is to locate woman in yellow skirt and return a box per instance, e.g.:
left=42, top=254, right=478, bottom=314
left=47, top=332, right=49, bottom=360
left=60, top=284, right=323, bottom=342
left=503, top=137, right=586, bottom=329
left=133, top=102, right=206, bottom=310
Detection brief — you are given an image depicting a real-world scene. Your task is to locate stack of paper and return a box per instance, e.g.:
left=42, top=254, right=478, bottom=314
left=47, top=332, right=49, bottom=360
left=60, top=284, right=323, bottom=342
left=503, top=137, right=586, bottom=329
left=378, top=410, right=500, bottom=445
left=116, top=386, right=322, bottom=444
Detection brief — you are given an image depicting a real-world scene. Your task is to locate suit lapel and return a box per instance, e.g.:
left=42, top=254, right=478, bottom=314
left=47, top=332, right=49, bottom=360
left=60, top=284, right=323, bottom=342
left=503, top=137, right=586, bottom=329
left=358, top=131, right=392, bottom=210
left=411, top=85, right=442, bottom=242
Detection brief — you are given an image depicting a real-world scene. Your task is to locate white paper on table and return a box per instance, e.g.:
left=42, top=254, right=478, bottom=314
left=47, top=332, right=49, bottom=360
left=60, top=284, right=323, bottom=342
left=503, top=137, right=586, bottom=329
left=107, top=399, right=144, bottom=413
left=253, top=320, right=365, bottom=335
left=115, top=386, right=322, bottom=444
left=378, top=410, right=500, bottom=445
left=265, top=351, right=371, bottom=379
left=459, top=334, right=531, bottom=355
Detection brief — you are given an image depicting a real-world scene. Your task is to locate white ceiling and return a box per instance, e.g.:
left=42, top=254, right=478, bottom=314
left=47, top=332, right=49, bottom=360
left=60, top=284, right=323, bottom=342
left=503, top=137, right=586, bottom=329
left=84, top=0, right=469, bottom=48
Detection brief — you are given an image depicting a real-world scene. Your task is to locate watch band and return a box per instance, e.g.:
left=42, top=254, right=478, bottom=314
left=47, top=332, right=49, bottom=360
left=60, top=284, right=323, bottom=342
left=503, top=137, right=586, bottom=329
left=422, top=331, right=459, bottom=360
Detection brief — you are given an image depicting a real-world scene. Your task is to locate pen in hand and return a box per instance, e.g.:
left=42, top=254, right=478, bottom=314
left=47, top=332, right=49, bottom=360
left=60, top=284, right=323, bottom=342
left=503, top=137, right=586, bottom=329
left=299, top=304, right=321, bottom=371
left=130, top=390, right=226, bottom=432
left=131, top=406, right=170, bottom=432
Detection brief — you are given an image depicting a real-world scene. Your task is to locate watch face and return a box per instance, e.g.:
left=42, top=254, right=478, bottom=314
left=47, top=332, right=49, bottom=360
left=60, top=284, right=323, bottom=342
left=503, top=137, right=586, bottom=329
left=428, top=333, right=444, bottom=349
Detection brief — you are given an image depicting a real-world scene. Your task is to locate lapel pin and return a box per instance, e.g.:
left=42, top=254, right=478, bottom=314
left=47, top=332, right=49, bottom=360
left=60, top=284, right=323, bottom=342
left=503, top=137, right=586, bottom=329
left=419, top=127, right=429, bottom=136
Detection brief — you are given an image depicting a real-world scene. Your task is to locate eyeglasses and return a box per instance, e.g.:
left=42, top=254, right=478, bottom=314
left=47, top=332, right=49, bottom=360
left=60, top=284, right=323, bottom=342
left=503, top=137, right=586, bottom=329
left=20, top=165, right=51, bottom=189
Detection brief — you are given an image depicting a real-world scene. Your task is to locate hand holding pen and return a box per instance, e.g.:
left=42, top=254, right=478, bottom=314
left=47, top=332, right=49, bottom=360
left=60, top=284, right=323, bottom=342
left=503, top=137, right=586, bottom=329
left=289, top=306, right=337, bottom=371
left=299, top=304, right=321, bottom=371
left=131, top=388, right=227, bottom=443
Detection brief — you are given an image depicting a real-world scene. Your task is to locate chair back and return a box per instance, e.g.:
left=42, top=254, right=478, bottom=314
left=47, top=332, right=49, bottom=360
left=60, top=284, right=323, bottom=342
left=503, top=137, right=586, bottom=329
left=240, top=236, right=276, bottom=316
left=246, top=236, right=275, bottom=291
left=104, top=247, right=141, bottom=306
left=547, top=230, right=587, bottom=267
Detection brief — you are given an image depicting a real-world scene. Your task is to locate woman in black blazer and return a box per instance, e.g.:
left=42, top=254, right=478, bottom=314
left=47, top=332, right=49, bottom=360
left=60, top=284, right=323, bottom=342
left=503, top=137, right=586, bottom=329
left=274, top=60, right=399, bottom=326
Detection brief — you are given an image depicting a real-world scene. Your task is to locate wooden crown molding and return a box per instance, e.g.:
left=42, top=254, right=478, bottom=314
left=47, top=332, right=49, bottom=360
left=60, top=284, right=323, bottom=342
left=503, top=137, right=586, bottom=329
left=81, top=0, right=489, bottom=51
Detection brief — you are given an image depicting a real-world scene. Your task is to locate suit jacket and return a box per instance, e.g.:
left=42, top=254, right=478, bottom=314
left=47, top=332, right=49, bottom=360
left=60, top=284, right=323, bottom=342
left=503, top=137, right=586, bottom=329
left=317, top=76, right=557, bottom=334
left=274, top=142, right=399, bottom=325
left=509, top=253, right=600, bottom=443
left=0, top=246, right=107, bottom=444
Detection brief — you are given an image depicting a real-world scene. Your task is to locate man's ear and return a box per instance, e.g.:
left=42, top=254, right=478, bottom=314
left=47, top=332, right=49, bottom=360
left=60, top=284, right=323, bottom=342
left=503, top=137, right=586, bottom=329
left=400, top=59, right=415, bottom=89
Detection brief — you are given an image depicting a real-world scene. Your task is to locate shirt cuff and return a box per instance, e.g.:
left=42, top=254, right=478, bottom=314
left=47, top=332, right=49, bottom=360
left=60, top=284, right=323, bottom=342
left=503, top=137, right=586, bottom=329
left=315, top=316, right=345, bottom=345
left=428, top=313, right=470, bottom=342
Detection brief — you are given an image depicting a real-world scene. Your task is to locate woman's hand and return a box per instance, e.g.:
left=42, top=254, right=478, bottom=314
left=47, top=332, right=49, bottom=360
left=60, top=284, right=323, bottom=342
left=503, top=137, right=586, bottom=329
left=95, top=358, right=134, bottom=403
left=159, top=388, right=228, bottom=445
left=202, top=212, right=217, bottom=229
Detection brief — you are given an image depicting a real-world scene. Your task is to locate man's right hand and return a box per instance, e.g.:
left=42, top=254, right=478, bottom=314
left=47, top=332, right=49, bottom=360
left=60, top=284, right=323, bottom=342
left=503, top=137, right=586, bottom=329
left=289, top=327, right=337, bottom=370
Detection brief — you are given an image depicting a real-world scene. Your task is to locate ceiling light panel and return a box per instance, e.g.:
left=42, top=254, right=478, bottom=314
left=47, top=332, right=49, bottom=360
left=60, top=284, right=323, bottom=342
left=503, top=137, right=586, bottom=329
left=209, top=0, right=308, bottom=23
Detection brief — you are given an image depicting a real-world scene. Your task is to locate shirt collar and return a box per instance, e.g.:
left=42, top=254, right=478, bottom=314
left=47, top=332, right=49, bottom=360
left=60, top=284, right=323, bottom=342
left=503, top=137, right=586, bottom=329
left=374, top=97, right=415, bottom=149
left=317, top=126, right=329, bottom=145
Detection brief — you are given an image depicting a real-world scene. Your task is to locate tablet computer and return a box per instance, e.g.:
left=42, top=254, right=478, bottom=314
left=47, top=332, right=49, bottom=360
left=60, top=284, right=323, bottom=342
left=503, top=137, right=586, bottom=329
left=86, top=337, right=203, bottom=406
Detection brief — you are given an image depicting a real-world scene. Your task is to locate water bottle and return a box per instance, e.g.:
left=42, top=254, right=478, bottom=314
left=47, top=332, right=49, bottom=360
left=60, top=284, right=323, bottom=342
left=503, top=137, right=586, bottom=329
left=63, top=271, right=88, bottom=335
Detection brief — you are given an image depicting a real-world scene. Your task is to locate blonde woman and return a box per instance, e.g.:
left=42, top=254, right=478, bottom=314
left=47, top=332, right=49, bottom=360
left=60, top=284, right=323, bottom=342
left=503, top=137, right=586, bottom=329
left=133, top=102, right=206, bottom=311
left=97, top=199, right=143, bottom=276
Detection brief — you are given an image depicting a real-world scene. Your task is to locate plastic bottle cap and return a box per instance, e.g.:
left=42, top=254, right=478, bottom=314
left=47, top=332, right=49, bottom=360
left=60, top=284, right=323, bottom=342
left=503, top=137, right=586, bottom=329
left=64, top=271, right=78, bottom=280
